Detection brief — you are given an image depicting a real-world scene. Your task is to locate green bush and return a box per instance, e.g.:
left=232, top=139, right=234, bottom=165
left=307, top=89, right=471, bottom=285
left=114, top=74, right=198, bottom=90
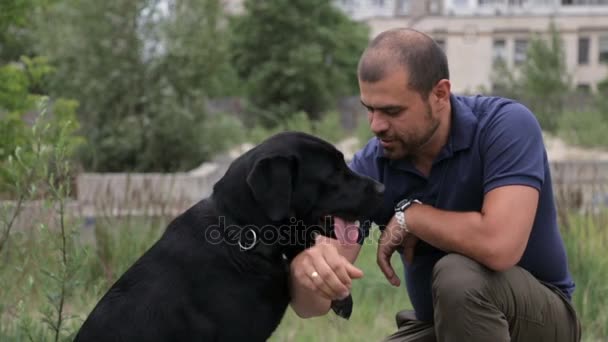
left=490, top=22, right=570, bottom=133
left=37, top=0, right=239, bottom=172
left=230, top=0, right=369, bottom=126
left=0, top=56, right=82, bottom=197
left=355, top=115, right=374, bottom=149
left=558, top=110, right=608, bottom=148
left=248, top=111, right=347, bottom=145
left=596, top=78, right=608, bottom=123
left=0, top=215, right=168, bottom=341
left=313, top=111, right=346, bottom=144
left=0, top=57, right=70, bottom=166
left=201, top=114, right=249, bottom=155
left=561, top=211, right=608, bottom=340
left=1, top=100, right=85, bottom=341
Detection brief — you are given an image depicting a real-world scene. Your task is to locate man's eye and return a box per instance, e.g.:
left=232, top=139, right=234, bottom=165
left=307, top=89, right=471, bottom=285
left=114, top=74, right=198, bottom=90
left=384, top=109, right=401, bottom=116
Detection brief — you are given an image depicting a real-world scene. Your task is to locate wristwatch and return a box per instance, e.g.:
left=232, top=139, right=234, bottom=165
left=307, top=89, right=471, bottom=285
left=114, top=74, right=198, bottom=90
left=394, top=198, right=422, bottom=233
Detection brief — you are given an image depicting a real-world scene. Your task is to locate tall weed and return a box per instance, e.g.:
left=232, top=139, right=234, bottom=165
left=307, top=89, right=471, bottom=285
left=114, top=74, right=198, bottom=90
left=561, top=210, right=608, bottom=340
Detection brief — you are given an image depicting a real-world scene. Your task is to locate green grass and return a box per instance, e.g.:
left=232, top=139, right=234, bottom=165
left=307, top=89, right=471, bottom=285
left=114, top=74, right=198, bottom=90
left=0, top=215, right=168, bottom=341
left=0, top=214, right=606, bottom=341
left=561, top=212, right=608, bottom=341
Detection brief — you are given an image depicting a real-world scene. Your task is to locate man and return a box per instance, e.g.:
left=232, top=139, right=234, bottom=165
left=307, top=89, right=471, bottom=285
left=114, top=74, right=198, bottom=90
left=289, top=28, right=581, bottom=341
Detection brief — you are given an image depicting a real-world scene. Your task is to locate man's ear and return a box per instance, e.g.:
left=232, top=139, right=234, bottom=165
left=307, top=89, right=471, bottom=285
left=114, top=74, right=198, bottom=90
left=246, top=155, right=296, bottom=221
left=432, top=79, right=451, bottom=104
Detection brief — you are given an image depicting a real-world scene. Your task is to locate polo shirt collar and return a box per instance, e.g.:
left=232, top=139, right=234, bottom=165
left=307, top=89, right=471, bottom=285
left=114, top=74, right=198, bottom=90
left=449, top=94, right=478, bottom=153
left=376, top=94, right=478, bottom=170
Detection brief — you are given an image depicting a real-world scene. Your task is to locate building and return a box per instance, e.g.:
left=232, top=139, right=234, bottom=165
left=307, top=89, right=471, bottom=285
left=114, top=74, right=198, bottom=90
left=358, top=0, right=608, bottom=93
left=219, top=0, right=608, bottom=93
left=333, top=0, right=445, bottom=19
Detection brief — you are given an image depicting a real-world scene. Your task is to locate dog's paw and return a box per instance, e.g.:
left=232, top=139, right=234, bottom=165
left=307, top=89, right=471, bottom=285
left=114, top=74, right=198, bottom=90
left=330, top=295, right=353, bottom=320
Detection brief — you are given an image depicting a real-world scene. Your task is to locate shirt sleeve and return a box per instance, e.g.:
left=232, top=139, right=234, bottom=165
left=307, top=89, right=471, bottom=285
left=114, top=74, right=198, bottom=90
left=481, top=102, right=545, bottom=194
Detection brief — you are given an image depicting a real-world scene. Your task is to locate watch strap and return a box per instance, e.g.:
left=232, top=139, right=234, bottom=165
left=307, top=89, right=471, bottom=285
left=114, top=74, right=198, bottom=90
left=394, top=199, right=421, bottom=232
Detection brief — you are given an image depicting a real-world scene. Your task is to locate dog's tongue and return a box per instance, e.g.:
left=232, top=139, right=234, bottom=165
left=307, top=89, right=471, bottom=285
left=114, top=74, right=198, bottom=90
left=333, top=216, right=359, bottom=244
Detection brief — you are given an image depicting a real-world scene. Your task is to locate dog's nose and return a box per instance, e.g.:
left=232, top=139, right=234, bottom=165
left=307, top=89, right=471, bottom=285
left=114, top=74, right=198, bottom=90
left=374, top=182, right=385, bottom=194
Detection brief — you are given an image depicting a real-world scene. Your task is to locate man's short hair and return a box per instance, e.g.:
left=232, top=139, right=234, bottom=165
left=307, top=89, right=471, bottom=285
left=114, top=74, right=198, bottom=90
left=358, top=28, right=450, bottom=98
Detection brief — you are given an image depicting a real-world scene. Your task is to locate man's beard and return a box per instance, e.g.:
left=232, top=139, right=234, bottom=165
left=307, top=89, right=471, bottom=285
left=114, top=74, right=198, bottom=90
left=380, top=105, right=439, bottom=160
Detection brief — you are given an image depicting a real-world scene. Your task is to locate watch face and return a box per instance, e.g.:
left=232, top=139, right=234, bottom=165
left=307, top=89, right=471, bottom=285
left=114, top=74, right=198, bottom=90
left=395, top=198, right=410, bottom=211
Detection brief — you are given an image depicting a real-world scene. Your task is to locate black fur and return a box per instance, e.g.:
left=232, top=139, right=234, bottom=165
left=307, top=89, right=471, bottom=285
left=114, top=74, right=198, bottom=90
left=75, top=132, right=384, bottom=341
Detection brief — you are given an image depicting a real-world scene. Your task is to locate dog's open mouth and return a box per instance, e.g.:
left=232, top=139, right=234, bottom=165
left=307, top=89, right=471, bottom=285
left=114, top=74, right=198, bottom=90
left=322, top=215, right=360, bottom=244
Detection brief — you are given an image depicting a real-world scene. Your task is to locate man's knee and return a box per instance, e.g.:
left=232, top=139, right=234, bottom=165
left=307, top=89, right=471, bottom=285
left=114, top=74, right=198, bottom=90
left=432, top=254, right=512, bottom=341
left=432, top=253, right=487, bottom=305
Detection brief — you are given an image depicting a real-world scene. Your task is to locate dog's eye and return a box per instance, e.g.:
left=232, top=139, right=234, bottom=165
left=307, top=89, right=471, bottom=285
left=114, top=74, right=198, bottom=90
left=319, top=172, right=338, bottom=187
left=326, top=168, right=343, bottom=180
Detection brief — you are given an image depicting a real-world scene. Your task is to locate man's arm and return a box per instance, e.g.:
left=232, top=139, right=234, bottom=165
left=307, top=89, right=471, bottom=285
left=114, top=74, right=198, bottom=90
left=376, top=185, right=538, bottom=286
left=289, top=236, right=363, bottom=318
left=406, top=184, right=539, bottom=271
left=378, top=102, right=545, bottom=282
left=407, top=102, right=543, bottom=271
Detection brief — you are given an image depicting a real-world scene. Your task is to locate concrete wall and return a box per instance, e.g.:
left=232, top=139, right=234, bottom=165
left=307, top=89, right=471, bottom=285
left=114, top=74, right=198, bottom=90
left=74, top=158, right=608, bottom=216
left=3, top=142, right=607, bottom=233
left=76, top=168, right=231, bottom=216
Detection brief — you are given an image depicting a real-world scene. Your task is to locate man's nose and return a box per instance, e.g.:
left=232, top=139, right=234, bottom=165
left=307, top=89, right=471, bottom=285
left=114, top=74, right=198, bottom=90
left=369, top=111, right=389, bottom=135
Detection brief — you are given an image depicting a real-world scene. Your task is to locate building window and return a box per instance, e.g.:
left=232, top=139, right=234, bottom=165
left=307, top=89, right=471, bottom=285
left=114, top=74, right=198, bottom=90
left=600, top=35, right=608, bottom=64
left=578, top=37, right=590, bottom=65
left=429, top=0, right=442, bottom=13
left=435, top=38, right=446, bottom=52
left=564, top=0, right=608, bottom=4
left=492, top=39, right=507, bottom=66
left=576, top=84, right=591, bottom=93
left=480, top=0, right=525, bottom=4
left=394, top=0, right=410, bottom=15
left=514, top=39, right=528, bottom=65
left=373, top=0, right=385, bottom=6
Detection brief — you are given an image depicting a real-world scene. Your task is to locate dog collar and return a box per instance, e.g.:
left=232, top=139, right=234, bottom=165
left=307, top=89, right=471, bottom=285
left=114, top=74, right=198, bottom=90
left=238, top=227, right=258, bottom=251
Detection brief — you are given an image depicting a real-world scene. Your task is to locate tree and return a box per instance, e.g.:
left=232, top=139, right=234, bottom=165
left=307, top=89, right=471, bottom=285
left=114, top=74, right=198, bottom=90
left=491, top=22, right=570, bottom=132
left=0, top=0, right=38, bottom=63
left=0, top=0, right=82, bottom=199
left=520, top=22, right=570, bottom=132
left=230, top=0, right=369, bottom=127
left=36, top=0, right=239, bottom=172
left=159, top=0, right=242, bottom=99
left=597, top=77, right=608, bottom=122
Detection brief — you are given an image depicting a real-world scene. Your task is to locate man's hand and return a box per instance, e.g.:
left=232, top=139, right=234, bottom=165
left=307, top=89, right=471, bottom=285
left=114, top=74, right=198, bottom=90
left=377, top=215, right=420, bottom=287
left=290, top=235, right=364, bottom=301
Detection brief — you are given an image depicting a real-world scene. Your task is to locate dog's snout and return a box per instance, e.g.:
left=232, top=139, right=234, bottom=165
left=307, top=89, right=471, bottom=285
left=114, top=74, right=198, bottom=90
left=357, top=174, right=385, bottom=195
left=373, top=182, right=385, bottom=194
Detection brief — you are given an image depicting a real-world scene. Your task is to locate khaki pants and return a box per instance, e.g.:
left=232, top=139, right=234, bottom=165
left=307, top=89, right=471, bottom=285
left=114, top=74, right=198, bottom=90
left=383, top=254, right=581, bottom=342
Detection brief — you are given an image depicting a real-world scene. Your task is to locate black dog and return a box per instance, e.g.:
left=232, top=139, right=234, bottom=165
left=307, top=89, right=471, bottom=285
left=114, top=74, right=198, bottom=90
left=75, top=132, right=384, bottom=341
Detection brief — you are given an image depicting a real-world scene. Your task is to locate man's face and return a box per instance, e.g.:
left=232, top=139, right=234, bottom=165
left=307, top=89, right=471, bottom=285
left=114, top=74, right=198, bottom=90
left=358, top=67, right=440, bottom=160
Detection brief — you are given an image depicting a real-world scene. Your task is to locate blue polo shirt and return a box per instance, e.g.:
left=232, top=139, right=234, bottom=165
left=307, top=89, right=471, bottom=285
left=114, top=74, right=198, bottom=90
left=349, top=94, right=575, bottom=322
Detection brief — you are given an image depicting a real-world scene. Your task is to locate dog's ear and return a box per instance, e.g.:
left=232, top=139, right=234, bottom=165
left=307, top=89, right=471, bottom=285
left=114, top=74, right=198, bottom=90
left=247, top=155, right=296, bottom=221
